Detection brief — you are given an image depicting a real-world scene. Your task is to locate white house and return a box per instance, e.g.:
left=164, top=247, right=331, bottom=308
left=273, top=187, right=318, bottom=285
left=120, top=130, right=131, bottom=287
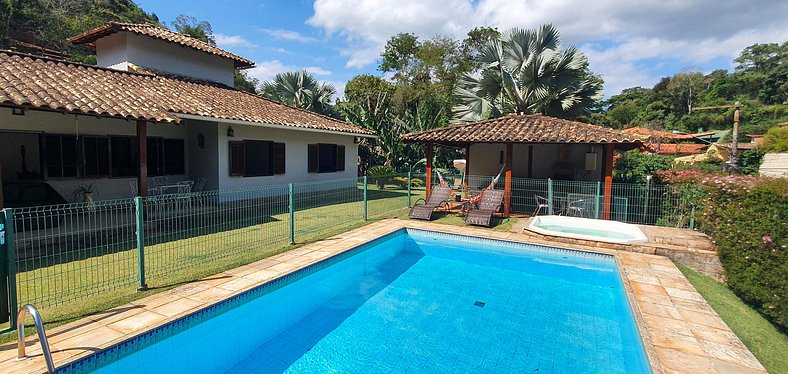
left=0, top=23, right=374, bottom=208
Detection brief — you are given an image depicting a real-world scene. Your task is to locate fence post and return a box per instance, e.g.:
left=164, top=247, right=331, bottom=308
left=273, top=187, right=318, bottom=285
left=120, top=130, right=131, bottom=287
left=594, top=181, right=601, bottom=219
left=689, top=206, right=696, bottom=230
left=363, top=176, right=368, bottom=221
left=288, top=183, right=295, bottom=245
left=547, top=178, right=554, bottom=215
left=134, top=197, right=147, bottom=291
left=0, top=209, right=17, bottom=329
left=643, top=176, right=651, bottom=224
left=407, top=171, right=412, bottom=208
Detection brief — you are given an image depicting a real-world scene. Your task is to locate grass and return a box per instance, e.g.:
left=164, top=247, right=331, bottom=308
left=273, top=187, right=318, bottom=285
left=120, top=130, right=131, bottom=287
left=3, top=187, right=437, bottom=343
left=2, top=185, right=516, bottom=346
left=677, top=264, right=788, bottom=374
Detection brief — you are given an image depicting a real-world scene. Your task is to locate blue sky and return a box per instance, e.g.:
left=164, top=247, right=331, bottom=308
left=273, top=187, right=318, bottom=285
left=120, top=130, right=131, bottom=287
left=137, top=0, right=787, bottom=98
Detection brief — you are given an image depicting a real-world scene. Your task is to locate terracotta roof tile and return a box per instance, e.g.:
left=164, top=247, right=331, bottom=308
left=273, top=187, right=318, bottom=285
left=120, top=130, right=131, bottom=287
left=0, top=51, right=373, bottom=135
left=622, top=127, right=716, bottom=140
left=401, top=114, right=642, bottom=147
left=69, top=22, right=254, bottom=68
left=643, top=143, right=708, bottom=155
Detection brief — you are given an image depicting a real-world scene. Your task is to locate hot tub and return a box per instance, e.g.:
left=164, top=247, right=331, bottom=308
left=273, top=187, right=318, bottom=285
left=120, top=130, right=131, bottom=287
left=528, top=215, right=648, bottom=244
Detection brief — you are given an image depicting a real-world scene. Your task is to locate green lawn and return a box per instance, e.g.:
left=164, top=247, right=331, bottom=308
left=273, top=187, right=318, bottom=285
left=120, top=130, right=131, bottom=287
left=677, top=264, right=788, bottom=374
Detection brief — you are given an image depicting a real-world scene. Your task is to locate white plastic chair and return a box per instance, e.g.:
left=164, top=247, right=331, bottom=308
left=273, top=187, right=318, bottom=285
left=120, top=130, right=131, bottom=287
left=533, top=195, right=550, bottom=216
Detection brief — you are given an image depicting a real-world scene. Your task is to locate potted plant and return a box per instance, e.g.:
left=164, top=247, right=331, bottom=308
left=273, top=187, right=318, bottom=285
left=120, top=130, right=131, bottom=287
left=73, top=183, right=99, bottom=204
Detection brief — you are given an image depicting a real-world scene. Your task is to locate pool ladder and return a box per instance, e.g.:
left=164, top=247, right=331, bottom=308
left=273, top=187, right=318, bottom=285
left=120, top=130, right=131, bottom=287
left=17, top=304, right=55, bottom=374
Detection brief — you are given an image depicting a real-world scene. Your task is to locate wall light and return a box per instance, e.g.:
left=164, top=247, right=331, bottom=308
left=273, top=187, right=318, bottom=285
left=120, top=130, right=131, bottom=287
left=12, top=107, right=25, bottom=116
left=353, top=136, right=361, bottom=144
left=197, top=133, right=205, bottom=148
left=226, top=126, right=235, bottom=137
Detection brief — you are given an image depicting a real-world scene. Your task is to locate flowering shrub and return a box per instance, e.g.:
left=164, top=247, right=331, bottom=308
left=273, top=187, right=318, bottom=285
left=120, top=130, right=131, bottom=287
left=659, top=170, right=787, bottom=330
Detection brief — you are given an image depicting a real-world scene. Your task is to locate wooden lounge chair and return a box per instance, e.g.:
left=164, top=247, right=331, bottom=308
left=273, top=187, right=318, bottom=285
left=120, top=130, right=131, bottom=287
left=465, top=189, right=505, bottom=227
left=409, top=185, right=452, bottom=220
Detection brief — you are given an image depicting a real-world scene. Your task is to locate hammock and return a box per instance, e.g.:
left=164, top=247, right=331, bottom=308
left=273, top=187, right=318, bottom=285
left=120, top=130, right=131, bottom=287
left=435, top=170, right=456, bottom=197
left=467, top=165, right=505, bottom=205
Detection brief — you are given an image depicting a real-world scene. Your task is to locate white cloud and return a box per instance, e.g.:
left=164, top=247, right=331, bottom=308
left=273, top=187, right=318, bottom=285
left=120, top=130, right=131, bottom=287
left=304, top=66, right=332, bottom=76
left=214, top=33, right=258, bottom=49
left=307, top=0, right=788, bottom=93
left=260, top=28, right=318, bottom=43
left=246, top=61, right=333, bottom=84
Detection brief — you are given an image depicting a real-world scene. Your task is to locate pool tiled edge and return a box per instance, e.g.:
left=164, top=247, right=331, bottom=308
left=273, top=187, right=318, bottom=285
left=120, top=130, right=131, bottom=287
left=0, top=219, right=765, bottom=374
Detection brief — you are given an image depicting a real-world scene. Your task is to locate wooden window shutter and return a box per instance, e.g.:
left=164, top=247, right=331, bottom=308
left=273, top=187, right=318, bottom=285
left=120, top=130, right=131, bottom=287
left=336, top=145, right=345, bottom=171
left=308, top=144, right=319, bottom=173
left=273, top=142, right=286, bottom=174
left=229, top=141, right=245, bottom=176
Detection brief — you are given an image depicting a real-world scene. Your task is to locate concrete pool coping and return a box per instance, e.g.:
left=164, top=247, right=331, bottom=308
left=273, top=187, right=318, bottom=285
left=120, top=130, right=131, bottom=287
left=0, top=219, right=766, bottom=373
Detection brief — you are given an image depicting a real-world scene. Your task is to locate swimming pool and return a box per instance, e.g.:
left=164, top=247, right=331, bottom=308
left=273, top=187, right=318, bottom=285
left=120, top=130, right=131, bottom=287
left=528, top=215, right=649, bottom=244
left=60, top=228, right=650, bottom=373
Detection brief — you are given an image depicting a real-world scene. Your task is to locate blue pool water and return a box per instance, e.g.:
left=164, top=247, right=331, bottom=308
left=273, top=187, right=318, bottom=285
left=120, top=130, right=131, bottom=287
left=62, top=229, right=650, bottom=373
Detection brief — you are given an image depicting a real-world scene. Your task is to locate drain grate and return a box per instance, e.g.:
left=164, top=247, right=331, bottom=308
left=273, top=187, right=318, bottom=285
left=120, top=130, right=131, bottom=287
left=474, top=301, right=486, bottom=308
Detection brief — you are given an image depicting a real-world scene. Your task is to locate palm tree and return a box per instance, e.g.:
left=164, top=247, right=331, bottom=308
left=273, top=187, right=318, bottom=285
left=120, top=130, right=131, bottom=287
left=260, top=71, right=336, bottom=115
left=452, top=24, right=603, bottom=122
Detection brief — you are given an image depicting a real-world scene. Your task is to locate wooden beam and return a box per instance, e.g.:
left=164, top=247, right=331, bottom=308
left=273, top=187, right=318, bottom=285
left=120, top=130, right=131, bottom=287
left=137, top=120, right=148, bottom=197
left=465, top=145, right=471, bottom=196
left=504, top=142, right=513, bottom=217
left=425, top=142, right=433, bottom=199
left=602, top=143, right=614, bottom=220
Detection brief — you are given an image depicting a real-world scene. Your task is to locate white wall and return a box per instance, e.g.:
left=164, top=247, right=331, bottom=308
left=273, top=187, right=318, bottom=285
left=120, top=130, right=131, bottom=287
left=0, top=108, right=189, bottom=202
left=95, top=32, right=236, bottom=86
left=215, top=122, right=359, bottom=191
left=468, top=143, right=604, bottom=181
left=185, top=120, right=220, bottom=191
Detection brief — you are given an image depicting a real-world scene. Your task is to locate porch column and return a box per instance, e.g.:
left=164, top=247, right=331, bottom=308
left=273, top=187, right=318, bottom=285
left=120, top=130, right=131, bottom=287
left=425, top=142, right=433, bottom=199
left=504, top=142, right=512, bottom=216
left=602, top=143, right=614, bottom=220
left=137, top=120, right=148, bottom=197
left=465, top=144, right=471, bottom=196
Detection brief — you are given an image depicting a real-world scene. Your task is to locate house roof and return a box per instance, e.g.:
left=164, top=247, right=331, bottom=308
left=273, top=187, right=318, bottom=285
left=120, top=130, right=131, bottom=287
left=69, top=22, right=255, bottom=69
left=643, top=143, right=708, bottom=155
left=622, top=127, right=717, bottom=141
left=716, top=142, right=758, bottom=150
left=0, top=51, right=374, bottom=136
left=400, top=114, right=642, bottom=149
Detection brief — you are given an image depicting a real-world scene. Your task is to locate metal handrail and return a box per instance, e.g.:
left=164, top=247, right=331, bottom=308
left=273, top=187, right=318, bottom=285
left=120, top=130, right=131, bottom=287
left=17, top=304, right=55, bottom=374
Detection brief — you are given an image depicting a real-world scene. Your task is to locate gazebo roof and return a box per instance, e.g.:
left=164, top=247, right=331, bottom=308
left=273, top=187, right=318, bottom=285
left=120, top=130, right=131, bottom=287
left=401, top=114, right=643, bottom=149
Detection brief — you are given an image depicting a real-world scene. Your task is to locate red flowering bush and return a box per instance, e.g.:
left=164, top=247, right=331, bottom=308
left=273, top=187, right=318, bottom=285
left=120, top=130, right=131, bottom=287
left=658, top=170, right=787, bottom=330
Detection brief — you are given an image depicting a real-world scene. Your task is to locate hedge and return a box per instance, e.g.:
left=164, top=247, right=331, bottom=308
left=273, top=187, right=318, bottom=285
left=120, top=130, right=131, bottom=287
left=658, top=170, right=787, bottom=331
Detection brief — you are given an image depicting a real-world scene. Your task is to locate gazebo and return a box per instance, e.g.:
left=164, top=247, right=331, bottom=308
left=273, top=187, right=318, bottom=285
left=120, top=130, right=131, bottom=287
left=401, top=114, right=642, bottom=219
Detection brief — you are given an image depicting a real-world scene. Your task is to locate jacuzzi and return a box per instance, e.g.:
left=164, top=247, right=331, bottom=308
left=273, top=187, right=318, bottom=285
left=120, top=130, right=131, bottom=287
left=527, top=215, right=649, bottom=244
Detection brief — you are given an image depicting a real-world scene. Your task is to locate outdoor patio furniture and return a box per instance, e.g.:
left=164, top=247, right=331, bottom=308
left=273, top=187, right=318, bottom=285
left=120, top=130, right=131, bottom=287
left=192, top=177, right=207, bottom=192
left=465, top=189, right=505, bottom=227
left=129, top=181, right=160, bottom=197
left=409, top=185, right=451, bottom=220
left=566, top=194, right=597, bottom=218
left=533, top=194, right=550, bottom=216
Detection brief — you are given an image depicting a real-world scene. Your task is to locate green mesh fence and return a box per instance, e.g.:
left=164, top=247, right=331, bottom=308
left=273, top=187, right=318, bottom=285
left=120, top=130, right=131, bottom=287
left=0, top=173, right=695, bottom=326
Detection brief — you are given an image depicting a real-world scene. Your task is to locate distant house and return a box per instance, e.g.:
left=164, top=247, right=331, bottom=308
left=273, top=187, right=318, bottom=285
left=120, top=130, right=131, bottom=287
left=623, top=126, right=717, bottom=158
left=0, top=23, right=374, bottom=208
left=759, top=153, right=788, bottom=177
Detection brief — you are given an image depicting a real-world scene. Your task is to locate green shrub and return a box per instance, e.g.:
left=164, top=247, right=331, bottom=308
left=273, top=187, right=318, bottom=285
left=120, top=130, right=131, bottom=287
left=367, top=165, right=395, bottom=188
left=658, top=170, right=788, bottom=331
left=392, top=177, right=424, bottom=189
left=613, top=150, right=674, bottom=183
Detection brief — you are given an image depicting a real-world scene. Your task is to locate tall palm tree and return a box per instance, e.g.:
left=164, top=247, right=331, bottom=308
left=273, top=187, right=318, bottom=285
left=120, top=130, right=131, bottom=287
left=452, top=24, right=602, bottom=122
left=260, top=70, right=337, bottom=115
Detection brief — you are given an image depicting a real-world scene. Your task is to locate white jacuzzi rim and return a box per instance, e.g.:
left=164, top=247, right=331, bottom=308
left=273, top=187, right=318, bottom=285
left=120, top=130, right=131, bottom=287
left=527, top=215, right=649, bottom=244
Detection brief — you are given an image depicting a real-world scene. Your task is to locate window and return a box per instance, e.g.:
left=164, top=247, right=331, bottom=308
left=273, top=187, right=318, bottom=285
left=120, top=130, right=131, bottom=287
left=45, top=135, right=78, bottom=178
left=308, top=143, right=345, bottom=173
left=82, top=137, right=110, bottom=177
left=228, top=140, right=286, bottom=177
left=110, top=136, right=185, bottom=178
left=110, top=136, right=137, bottom=177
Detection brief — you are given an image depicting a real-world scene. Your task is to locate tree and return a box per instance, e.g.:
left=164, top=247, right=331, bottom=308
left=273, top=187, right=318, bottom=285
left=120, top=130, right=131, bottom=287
left=260, top=70, right=336, bottom=116
left=761, top=125, right=788, bottom=152
left=452, top=25, right=603, bottom=122
left=171, top=14, right=214, bottom=45
left=735, top=42, right=787, bottom=74
left=234, top=71, right=258, bottom=93
left=667, top=71, right=713, bottom=114
left=613, top=151, right=674, bottom=183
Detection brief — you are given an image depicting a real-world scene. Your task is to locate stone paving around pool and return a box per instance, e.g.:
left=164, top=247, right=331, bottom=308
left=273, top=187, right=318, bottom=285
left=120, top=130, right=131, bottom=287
left=0, top=219, right=765, bottom=373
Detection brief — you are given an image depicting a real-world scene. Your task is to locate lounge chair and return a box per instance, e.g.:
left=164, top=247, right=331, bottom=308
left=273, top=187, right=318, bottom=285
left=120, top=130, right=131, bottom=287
left=409, top=185, right=452, bottom=220
left=465, top=189, right=505, bottom=227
